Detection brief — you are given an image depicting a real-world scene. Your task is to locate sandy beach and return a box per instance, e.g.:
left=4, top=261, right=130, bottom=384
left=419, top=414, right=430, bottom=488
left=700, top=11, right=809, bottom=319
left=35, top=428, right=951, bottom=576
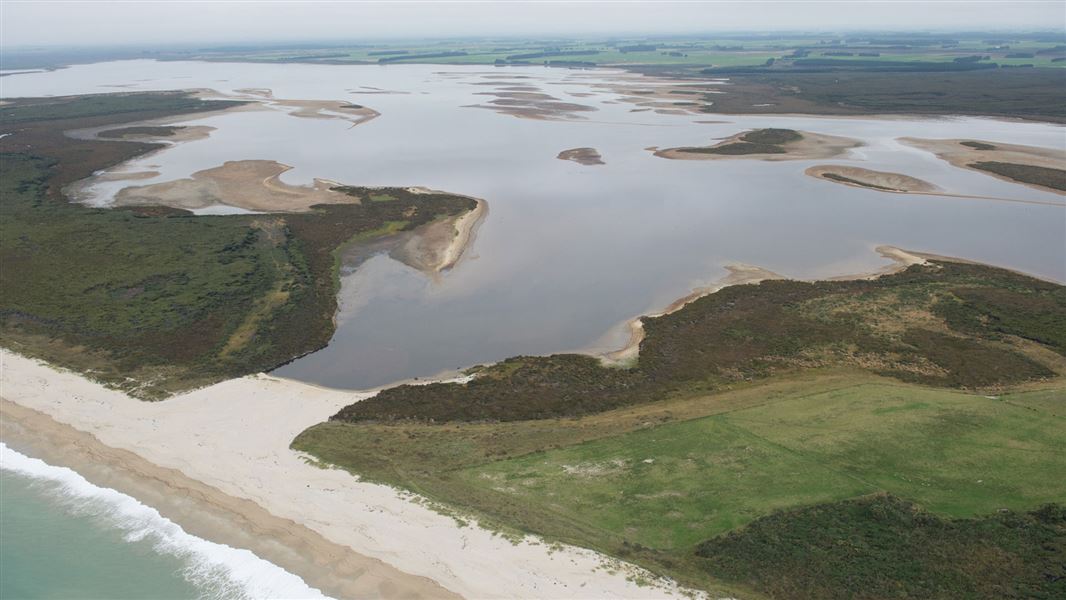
left=0, top=349, right=696, bottom=600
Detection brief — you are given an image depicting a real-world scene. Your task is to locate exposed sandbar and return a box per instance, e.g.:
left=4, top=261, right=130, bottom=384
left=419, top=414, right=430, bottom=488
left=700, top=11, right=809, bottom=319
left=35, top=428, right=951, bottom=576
left=806, top=165, right=940, bottom=193
left=655, top=129, right=862, bottom=161
left=557, top=147, right=605, bottom=165
left=114, top=160, right=353, bottom=212
left=900, top=137, right=1066, bottom=195
left=391, top=195, right=487, bottom=274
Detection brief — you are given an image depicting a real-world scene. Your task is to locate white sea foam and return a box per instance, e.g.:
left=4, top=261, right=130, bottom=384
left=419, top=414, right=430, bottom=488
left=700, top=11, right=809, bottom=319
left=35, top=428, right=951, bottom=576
left=0, top=443, right=331, bottom=600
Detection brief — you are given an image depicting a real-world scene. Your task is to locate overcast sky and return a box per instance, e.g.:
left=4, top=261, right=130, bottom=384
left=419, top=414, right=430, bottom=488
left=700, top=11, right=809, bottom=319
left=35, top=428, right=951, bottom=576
left=2, top=1, right=1064, bottom=49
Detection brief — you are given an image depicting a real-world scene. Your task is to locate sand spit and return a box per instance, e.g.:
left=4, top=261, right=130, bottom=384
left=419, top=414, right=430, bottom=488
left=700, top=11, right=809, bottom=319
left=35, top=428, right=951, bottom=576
left=0, top=350, right=697, bottom=600
left=806, top=164, right=1064, bottom=206
left=806, top=165, right=940, bottom=193
left=557, top=147, right=605, bottom=166
left=113, top=160, right=353, bottom=212
left=899, top=137, right=1066, bottom=195
left=603, top=264, right=785, bottom=366
left=391, top=197, right=487, bottom=274
left=654, top=130, right=862, bottom=162
left=602, top=246, right=928, bottom=366
left=225, top=87, right=380, bottom=125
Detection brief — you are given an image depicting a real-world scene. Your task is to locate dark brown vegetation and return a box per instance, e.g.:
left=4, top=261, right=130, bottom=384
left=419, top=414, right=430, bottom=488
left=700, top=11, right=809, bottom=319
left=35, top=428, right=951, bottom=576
left=678, top=128, right=799, bottom=155
left=820, top=172, right=901, bottom=192
left=97, top=125, right=185, bottom=138
left=961, top=140, right=998, bottom=150
left=630, top=69, right=1066, bottom=123
left=333, top=261, right=1065, bottom=424
left=696, top=494, right=1066, bottom=600
left=0, top=92, right=476, bottom=397
left=969, top=161, right=1066, bottom=192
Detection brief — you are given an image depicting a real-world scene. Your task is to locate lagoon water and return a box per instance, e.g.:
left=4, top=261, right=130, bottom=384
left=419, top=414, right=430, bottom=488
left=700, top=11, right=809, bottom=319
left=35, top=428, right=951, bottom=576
left=3, top=60, right=1064, bottom=391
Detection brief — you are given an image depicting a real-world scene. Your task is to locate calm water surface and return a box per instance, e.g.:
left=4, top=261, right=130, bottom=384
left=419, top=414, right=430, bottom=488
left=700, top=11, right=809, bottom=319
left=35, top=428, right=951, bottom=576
left=4, top=60, right=1064, bottom=389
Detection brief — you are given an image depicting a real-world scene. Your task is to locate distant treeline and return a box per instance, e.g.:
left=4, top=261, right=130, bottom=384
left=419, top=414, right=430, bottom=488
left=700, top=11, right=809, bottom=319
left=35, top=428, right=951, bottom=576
left=377, top=51, right=466, bottom=63
left=368, top=50, right=409, bottom=56
left=505, top=49, right=600, bottom=61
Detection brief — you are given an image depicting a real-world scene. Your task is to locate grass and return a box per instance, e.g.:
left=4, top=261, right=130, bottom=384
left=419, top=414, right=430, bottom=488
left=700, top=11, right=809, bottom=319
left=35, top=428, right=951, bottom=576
left=293, top=372, right=1066, bottom=597
left=332, top=261, right=1064, bottom=424
left=0, top=92, right=478, bottom=397
left=968, top=161, right=1066, bottom=192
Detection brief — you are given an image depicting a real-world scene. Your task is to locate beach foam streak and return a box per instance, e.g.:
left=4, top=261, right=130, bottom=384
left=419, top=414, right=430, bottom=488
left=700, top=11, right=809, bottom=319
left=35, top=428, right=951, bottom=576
left=0, top=443, right=331, bottom=600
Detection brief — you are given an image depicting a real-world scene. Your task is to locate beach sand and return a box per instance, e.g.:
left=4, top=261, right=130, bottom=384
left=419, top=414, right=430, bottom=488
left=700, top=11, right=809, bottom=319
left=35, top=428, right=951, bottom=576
left=0, top=350, right=696, bottom=600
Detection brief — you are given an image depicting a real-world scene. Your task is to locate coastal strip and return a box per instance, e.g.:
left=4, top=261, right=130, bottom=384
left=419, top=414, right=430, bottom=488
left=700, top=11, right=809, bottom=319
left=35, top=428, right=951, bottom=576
left=0, top=350, right=698, bottom=600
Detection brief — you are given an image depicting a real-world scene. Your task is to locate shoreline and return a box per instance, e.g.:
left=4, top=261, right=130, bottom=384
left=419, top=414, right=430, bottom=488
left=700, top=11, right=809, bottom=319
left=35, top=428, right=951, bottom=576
left=601, top=246, right=929, bottom=365
left=0, top=399, right=450, bottom=600
left=0, top=349, right=697, bottom=600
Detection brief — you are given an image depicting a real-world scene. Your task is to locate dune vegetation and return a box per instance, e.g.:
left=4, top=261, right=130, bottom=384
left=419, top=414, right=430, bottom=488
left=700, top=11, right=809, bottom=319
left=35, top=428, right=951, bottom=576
left=0, top=92, right=477, bottom=397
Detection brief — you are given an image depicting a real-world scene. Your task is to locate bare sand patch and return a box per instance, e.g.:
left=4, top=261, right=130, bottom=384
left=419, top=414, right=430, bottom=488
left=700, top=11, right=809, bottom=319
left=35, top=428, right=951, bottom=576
left=655, top=130, right=862, bottom=162
left=391, top=197, right=487, bottom=274
left=900, top=137, right=1066, bottom=195
left=466, top=87, right=597, bottom=121
left=806, top=165, right=940, bottom=193
left=113, top=160, right=352, bottom=212
left=557, top=147, right=605, bottom=165
left=224, top=87, right=380, bottom=125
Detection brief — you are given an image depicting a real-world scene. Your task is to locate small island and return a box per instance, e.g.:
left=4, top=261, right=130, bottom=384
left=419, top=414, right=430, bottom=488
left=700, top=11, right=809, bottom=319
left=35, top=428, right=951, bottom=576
left=806, top=165, right=940, bottom=193
left=900, top=137, right=1066, bottom=194
left=654, top=128, right=861, bottom=161
left=557, top=147, right=604, bottom=165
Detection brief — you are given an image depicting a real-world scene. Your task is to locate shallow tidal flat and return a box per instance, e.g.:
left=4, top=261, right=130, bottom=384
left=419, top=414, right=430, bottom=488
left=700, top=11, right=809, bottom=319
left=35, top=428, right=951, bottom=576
left=4, top=60, right=1063, bottom=390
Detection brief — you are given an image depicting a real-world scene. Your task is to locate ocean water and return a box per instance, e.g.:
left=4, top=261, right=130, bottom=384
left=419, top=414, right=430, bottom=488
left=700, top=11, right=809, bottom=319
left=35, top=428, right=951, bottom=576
left=0, top=444, right=329, bottom=600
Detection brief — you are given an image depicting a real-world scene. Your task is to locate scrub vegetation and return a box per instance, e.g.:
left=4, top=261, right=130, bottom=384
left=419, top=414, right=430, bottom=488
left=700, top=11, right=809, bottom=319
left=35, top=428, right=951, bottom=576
left=298, top=255, right=1066, bottom=597
left=333, top=260, right=1064, bottom=423
left=0, top=92, right=477, bottom=397
left=678, top=128, right=800, bottom=155
left=969, top=161, right=1066, bottom=192
left=296, top=371, right=1066, bottom=598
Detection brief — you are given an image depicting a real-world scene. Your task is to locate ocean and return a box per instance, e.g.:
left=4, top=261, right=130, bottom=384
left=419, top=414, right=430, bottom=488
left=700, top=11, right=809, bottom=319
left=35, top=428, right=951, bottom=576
left=0, top=444, right=329, bottom=600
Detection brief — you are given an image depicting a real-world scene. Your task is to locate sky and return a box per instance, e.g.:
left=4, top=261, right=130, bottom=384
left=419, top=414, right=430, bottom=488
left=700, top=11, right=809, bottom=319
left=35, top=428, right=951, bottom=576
left=1, top=1, right=1064, bottom=49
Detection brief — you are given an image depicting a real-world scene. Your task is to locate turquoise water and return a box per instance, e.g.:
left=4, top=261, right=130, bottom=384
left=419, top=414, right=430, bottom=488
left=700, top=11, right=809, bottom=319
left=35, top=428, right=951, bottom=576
left=1, top=471, right=201, bottom=599
left=0, top=444, right=328, bottom=600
